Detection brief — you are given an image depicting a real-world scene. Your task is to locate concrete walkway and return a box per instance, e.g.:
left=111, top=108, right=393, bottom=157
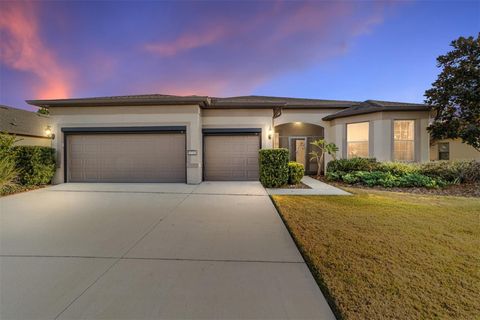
left=267, top=176, right=351, bottom=195
left=0, top=182, right=335, bottom=319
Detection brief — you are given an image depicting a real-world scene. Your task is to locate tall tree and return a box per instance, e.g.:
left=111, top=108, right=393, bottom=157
left=425, top=34, right=480, bottom=151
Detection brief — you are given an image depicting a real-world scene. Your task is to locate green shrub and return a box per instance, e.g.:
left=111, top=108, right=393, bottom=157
left=0, top=133, right=18, bottom=186
left=327, top=157, right=378, bottom=173
left=462, top=161, right=480, bottom=183
left=0, top=157, right=17, bottom=187
left=337, top=170, right=444, bottom=189
left=288, top=161, right=305, bottom=184
left=397, top=172, right=445, bottom=188
left=326, top=171, right=344, bottom=181
left=14, top=146, right=56, bottom=185
left=419, top=160, right=480, bottom=184
left=259, top=149, right=289, bottom=188
left=378, top=162, right=419, bottom=175
left=342, top=173, right=360, bottom=184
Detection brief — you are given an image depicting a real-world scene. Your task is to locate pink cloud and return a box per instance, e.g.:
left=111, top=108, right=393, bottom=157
left=145, top=26, right=229, bottom=57
left=0, top=1, right=72, bottom=99
left=141, top=1, right=394, bottom=96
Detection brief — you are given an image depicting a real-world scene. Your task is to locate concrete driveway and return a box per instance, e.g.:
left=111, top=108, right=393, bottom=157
left=0, top=182, right=335, bottom=320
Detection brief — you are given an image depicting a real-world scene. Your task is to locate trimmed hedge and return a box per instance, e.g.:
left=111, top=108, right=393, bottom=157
left=259, top=149, right=289, bottom=188
left=288, top=161, right=305, bottom=185
left=14, top=146, right=56, bottom=185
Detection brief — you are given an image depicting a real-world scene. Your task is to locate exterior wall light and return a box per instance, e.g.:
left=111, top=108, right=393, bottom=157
left=45, top=126, right=55, bottom=140
left=268, top=127, right=274, bottom=140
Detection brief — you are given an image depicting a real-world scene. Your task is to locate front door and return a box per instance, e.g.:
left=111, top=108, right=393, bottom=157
left=290, top=137, right=307, bottom=167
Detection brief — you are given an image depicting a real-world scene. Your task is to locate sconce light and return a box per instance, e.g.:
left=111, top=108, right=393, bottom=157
left=268, top=127, right=273, bottom=140
left=45, top=126, right=55, bottom=140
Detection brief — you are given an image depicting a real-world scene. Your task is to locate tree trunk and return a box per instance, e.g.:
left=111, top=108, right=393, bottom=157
left=316, top=152, right=324, bottom=176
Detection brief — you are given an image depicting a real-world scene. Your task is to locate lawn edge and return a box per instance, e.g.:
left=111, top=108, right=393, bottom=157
left=269, top=195, right=344, bottom=320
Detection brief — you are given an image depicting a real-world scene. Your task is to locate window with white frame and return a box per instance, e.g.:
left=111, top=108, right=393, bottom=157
left=393, top=120, right=415, bottom=161
left=347, top=122, right=369, bottom=158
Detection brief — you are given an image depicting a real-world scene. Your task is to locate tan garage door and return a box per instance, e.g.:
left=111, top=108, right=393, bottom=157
left=204, top=135, right=259, bottom=181
left=67, top=133, right=185, bottom=182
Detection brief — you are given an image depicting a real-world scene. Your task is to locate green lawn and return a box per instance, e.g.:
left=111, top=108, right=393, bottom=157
left=272, top=189, right=480, bottom=320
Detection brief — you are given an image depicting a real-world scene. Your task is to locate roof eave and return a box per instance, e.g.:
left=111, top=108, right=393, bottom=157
left=322, top=106, right=431, bottom=121
left=26, top=97, right=210, bottom=108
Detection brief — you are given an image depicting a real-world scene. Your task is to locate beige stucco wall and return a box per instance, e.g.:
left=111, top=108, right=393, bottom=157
left=14, top=135, right=52, bottom=147
left=330, top=111, right=431, bottom=163
left=49, top=105, right=203, bottom=184
left=430, top=139, right=480, bottom=161
left=202, top=109, right=273, bottom=148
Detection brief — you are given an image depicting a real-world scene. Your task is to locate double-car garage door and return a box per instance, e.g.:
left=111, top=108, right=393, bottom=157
left=67, top=132, right=186, bottom=182
left=65, top=128, right=260, bottom=183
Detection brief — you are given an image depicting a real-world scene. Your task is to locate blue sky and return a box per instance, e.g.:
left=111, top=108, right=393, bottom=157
left=1, top=0, right=479, bottom=111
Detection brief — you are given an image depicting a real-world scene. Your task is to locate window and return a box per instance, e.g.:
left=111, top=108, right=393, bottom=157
left=347, top=122, right=369, bottom=158
left=393, top=120, right=415, bottom=161
left=438, top=142, right=450, bottom=160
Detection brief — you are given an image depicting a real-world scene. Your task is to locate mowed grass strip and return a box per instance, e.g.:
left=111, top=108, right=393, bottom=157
left=272, top=189, right=480, bottom=320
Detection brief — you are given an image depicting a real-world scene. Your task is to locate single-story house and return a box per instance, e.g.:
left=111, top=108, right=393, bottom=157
left=25, top=94, right=478, bottom=184
left=0, top=104, right=52, bottom=147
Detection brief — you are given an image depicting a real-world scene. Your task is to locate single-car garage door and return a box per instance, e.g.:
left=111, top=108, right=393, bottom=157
left=204, top=134, right=260, bottom=181
left=67, top=133, right=185, bottom=182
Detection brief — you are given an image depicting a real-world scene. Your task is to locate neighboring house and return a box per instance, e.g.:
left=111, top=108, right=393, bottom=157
left=26, top=94, right=432, bottom=184
left=0, top=104, right=52, bottom=147
left=430, top=139, right=480, bottom=161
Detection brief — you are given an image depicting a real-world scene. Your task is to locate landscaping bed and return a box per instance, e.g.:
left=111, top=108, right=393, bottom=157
left=272, top=190, right=480, bottom=320
left=315, top=175, right=480, bottom=197
left=323, top=158, right=479, bottom=196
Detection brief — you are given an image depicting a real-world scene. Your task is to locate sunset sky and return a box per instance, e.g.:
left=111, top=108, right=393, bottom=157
left=0, top=1, right=478, bottom=111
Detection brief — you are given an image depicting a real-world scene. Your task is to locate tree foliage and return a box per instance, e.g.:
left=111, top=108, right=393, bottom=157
left=425, top=34, right=480, bottom=151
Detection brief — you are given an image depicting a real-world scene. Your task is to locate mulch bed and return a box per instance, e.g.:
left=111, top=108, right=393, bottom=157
left=313, top=176, right=480, bottom=197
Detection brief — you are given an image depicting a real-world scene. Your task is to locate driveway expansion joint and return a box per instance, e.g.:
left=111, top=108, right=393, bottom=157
left=54, top=191, right=194, bottom=320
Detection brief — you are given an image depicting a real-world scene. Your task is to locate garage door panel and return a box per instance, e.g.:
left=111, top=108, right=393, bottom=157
left=204, top=135, right=259, bottom=181
left=67, top=133, right=185, bottom=183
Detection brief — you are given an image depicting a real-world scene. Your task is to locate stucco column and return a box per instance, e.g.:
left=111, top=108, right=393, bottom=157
left=186, top=108, right=202, bottom=184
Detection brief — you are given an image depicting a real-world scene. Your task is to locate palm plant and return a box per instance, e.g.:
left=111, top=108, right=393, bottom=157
left=309, top=139, right=339, bottom=176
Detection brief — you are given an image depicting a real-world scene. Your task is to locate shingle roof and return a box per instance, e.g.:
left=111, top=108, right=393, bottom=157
left=209, top=95, right=358, bottom=109
left=0, top=105, right=51, bottom=137
left=26, top=94, right=211, bottom=108
left=321, top=100, right=430, bottom=120
left=25, top=94, right=430, bottom=118
left=26, top=94, right=360, bottom=109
